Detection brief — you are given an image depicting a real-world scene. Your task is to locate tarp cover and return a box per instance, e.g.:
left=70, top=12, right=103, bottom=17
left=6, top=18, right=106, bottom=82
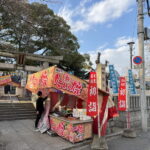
left=0, top=75, right=21, bottom=87
left=0, top=75, right=12, bottom=86
left=26, top=66, right=88, bottom=100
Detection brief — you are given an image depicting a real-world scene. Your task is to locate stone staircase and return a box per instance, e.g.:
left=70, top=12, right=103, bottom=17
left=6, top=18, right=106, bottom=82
left=0, top=103, right=36, bottom=121
left=0, top=95, right=19, bottom=101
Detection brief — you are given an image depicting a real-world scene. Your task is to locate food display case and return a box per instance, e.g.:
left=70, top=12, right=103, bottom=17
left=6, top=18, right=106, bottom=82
left=50, top=114, right=93, bottom=143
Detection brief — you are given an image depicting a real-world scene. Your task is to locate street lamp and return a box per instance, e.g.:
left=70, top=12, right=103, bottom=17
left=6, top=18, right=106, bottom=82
left=127, top=42, right=135, bottom=70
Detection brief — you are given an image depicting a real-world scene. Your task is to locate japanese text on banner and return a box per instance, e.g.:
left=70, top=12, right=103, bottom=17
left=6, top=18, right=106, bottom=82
left=109, top=65, right=118, bottom=94
left=128, top=69, right=136, bottom=94
left=118, top=77, right=126, bottom=111
left=87, top=72, right=98, bottom=117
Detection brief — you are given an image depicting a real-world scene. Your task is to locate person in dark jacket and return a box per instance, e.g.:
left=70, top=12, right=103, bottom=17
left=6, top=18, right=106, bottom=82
left=35, top=91, right=48, bottom=130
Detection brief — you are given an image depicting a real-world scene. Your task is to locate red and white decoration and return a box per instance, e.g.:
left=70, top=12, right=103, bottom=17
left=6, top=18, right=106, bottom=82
left=118, top=77, right=126, bottom=111
left=87, top=71, right=98, bottom=117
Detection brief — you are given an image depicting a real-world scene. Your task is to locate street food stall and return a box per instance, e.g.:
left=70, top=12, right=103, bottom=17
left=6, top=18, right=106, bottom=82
left=26, top=66, right=117, bottom=143
left=50, top=115, right=92, bottom=143
left=0, top=75, right=21, bottom=95
left=26, top=66, right=93, bottom=143
left=0, top=75, right=20, bottom=87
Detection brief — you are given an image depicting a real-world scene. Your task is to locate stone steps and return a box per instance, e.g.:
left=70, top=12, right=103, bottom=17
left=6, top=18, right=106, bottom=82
left=0, top=110, right=36, bottom=114
left=0, top=103, right=36, bottom=121
left=0, top=116, right=36, bottom=121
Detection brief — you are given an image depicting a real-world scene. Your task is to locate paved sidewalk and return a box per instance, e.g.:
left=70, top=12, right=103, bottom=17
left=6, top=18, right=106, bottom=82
left=1, top=119, right=150, bottom=150
left=69, top=130, right=150, bottom=150
left=0, top=119, right=90, bottom=150
left=78, top=130, right=150, bottom=150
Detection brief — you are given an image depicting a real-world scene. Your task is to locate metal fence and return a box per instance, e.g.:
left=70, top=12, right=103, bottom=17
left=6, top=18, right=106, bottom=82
left=113, top=95, right=150, bottom=110
left=108, top=95, right=150, bottom=130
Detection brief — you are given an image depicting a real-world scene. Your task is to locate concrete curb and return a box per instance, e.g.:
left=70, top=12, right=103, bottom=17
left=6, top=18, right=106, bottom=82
left=106, top=131, right=123, bottom=141
left=62, top=139, right=92, bottom=150
left=62, top=131, right=123, bottom=150
left=122, top=128, right=136, bottom=138
left=0, top=100, right=32, bottom=103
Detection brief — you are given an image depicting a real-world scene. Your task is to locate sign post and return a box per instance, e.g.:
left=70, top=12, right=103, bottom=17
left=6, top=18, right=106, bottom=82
left=133, top=56, right=143, bottom=65
left=133, top=56, right=143, bottom=69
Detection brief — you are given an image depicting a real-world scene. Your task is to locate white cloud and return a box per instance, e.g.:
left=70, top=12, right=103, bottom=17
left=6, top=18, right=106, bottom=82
left=126, top=8, right=134, bottom=13
left=86, top=0, right=135, bottom=24
left=97, top=42, right=108, bottom=50
left=79, top=0, right=92, bottom=7
left=90, top=38, right=150, bottom=77
left=58, top=0, right=135, bottom=32
left=58, top=7, right=89, bottom=32
left=115, top=36, right=135, bottom=47
left=71, top=21, right=90, bottom=32
left=58, top=6, right=73, bottom=27
left=88, top=36, right=135, bottom=75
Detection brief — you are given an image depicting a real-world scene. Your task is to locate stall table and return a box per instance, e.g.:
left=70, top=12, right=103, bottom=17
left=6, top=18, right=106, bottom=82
left=50, top=115, right=93, bottom=143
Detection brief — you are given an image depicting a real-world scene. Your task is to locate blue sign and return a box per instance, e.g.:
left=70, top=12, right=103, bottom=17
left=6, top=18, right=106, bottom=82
left=133, top=56, right=143, bottom=65
left=68, top=71, right=74, bottom=75
left=128, top=69, right=136, bottom=94
left=109, top=65, right=118, bottom=93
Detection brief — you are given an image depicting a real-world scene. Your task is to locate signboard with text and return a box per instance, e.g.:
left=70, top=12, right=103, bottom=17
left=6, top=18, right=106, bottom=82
left=118, top=77, right=126, bottom=111
left=128, top=70, right=136, bottom=94
left=26, top=66, right=88, bottom=100
left=87, top=71, right=98, bottom=117
left=109, top=65, right=118, bottom=94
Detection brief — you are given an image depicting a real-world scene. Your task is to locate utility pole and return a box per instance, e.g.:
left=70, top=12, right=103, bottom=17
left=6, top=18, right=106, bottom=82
left=137, top=0, right=147, bottom=131
left=127, top=42, right=135, bottom=70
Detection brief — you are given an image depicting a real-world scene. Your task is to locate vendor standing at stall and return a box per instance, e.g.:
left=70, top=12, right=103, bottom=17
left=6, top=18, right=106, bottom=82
left=35, top=91, right=48, bottom=130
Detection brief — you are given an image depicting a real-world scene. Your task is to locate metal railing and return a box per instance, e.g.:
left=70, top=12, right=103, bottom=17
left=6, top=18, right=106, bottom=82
left=129, top=95, right=140, bottom=110
left=113, top=95, right=150, bottom=110
left=8, top=92, right=15, bottom=108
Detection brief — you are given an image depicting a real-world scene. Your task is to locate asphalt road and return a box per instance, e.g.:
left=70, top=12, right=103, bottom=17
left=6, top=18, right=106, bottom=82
left=74, top=131, right=150, bottom=150
left=107, top=131, right=150, bottom=150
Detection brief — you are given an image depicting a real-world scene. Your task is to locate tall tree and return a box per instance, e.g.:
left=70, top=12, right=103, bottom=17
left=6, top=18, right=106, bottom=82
left=0, top=0, right=35, bottom=52
left=0, top=0, right=92, bottom=77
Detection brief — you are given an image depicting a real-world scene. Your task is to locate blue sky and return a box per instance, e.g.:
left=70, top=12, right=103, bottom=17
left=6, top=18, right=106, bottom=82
left=30, top=0, right=150, bottom=75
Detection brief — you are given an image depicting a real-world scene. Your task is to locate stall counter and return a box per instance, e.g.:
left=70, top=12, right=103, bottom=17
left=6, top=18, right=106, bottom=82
left=50, top=115, right=93, bottom=143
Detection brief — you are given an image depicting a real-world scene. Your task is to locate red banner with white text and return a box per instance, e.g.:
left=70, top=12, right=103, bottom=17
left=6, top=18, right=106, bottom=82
left=118, top=77, right=126, bottom=111
left=87, top=71, right=98, bottom=117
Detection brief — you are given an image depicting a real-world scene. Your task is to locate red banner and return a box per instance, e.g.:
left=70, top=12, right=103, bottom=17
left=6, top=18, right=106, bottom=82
left=87, top=71, right=98, bottom=117
left=118, top=77, right=126, bottom=111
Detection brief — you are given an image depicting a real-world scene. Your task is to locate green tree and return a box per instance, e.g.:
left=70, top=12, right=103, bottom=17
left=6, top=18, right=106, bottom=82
left=0, top=0, right=92, bottom=78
